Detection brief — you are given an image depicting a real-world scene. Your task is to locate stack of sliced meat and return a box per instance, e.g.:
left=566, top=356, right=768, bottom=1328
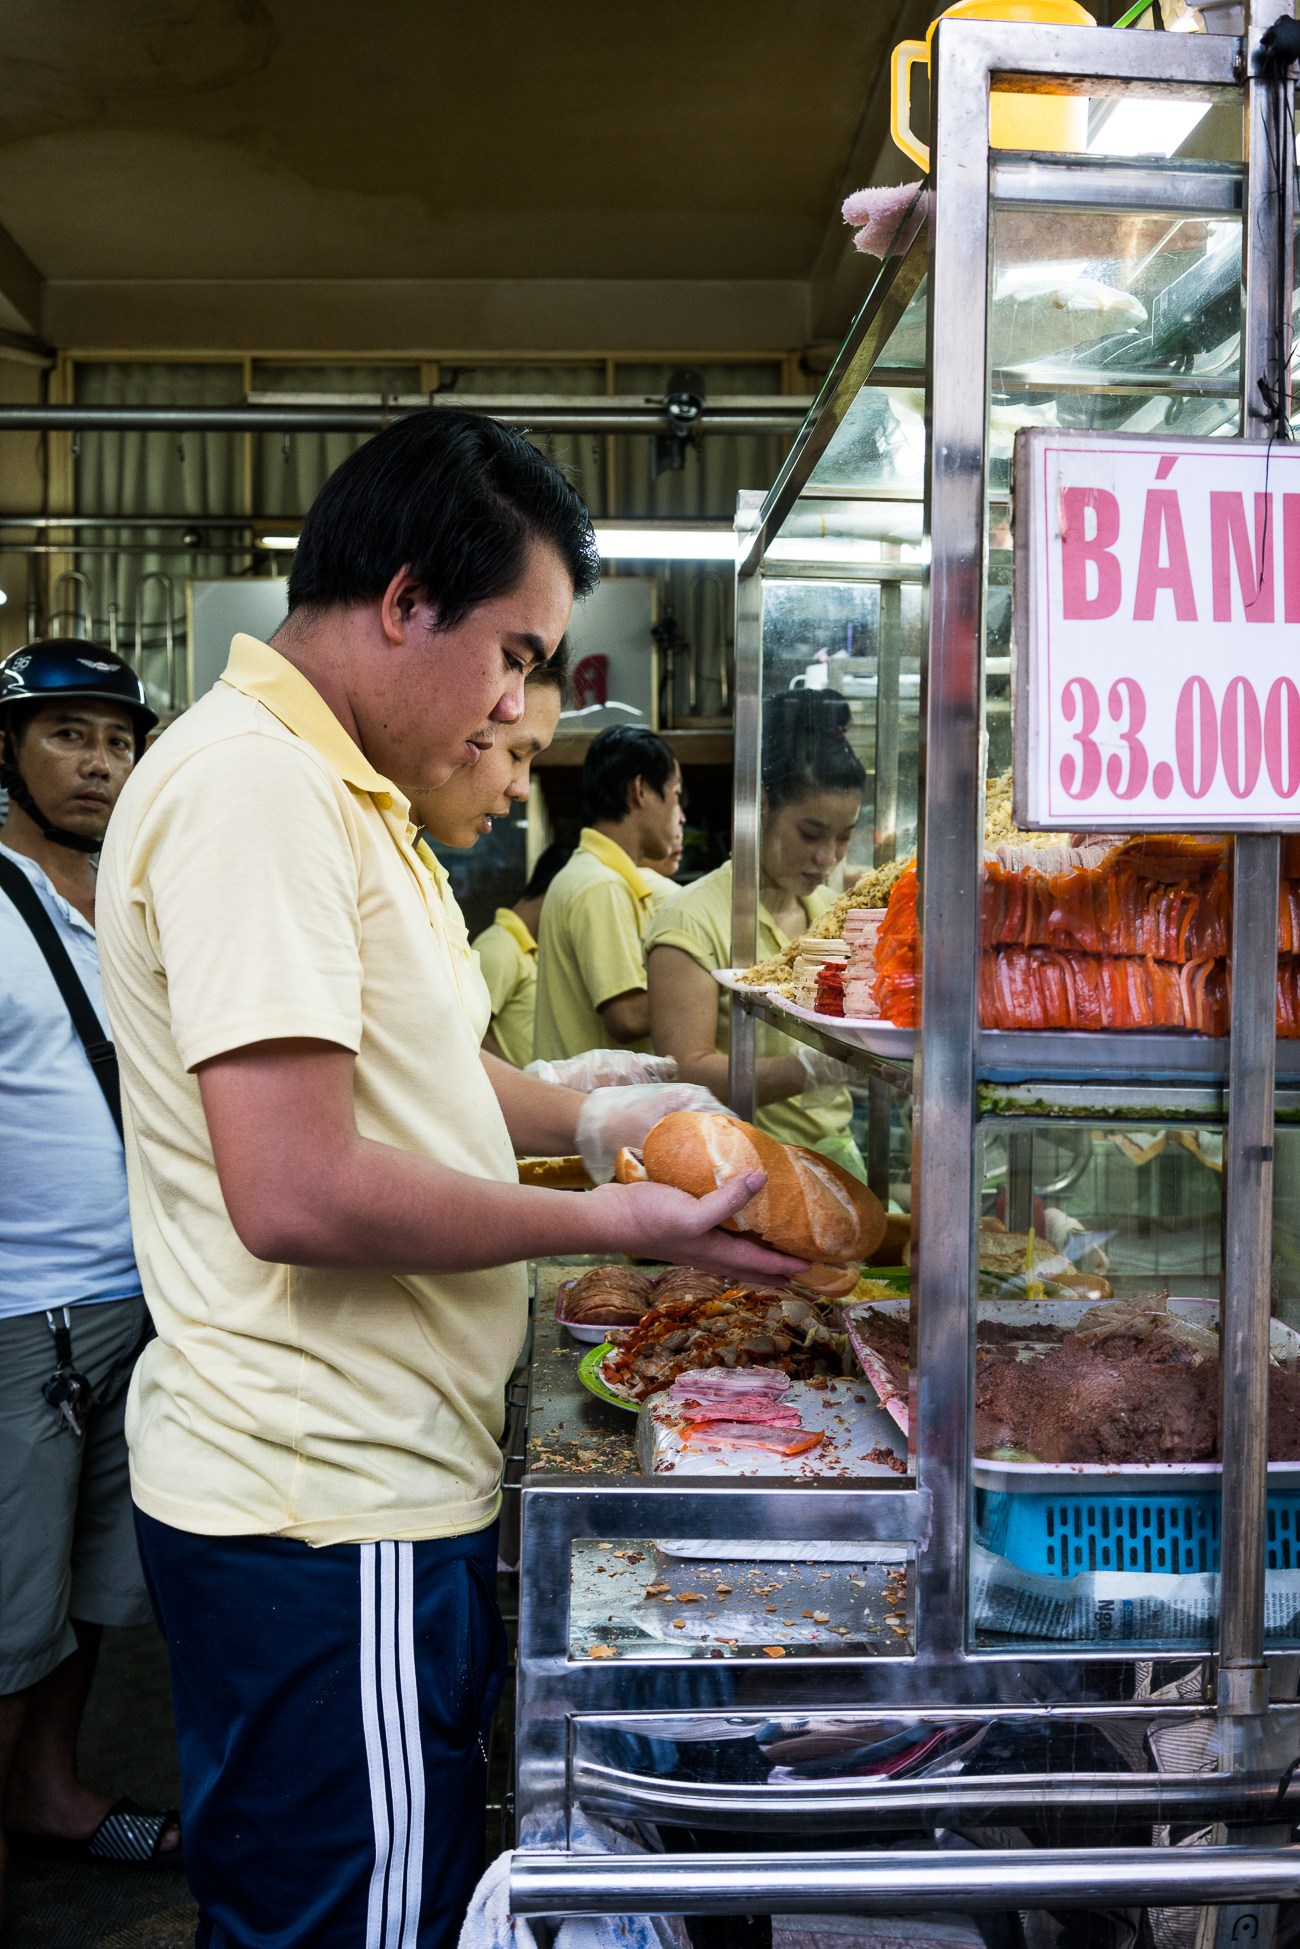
left=666, top=1368, right=824, bottom=1457
left=870, top=839, right=1300, bottom=1036
left=650, top=1267, right=731, bottom=1304
left=842, top=908, right=886, bottom=1019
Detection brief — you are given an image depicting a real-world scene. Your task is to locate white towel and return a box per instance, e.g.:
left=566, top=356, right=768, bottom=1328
left=459, top=1813, right=687, bottom=1949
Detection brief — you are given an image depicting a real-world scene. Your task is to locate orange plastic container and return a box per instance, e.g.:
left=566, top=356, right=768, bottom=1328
left=890, top=0, right=1095, bottom=173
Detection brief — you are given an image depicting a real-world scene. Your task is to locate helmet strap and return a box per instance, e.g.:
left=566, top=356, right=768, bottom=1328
left=0, top=746, right=102, bottom=854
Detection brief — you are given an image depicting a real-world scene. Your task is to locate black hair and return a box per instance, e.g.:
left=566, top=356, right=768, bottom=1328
left=526, top=634, right=570, bottom=706
left=522, top=839, right=574, bottom=902
left=761, top=688, right=866, bottom=814
left=287, top=410, right=601, bottom=626
left=581, top=724, right=678, bottom=825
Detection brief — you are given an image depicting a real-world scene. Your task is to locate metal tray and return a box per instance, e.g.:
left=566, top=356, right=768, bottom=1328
left=846, top=1293, right=1300, bottom=1489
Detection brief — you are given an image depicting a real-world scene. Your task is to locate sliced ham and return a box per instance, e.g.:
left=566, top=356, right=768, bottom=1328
left=676, top=1399, right=803, bottom=1426
left=668, top=1368, right=789, bottom=1400
left=678, top=1395, right=799, bottom=1426
left=680, top=1422, right=825, bottom=1456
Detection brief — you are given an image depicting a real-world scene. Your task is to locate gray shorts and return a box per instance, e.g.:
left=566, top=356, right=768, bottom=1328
left=0, top=1294, right=154, bottom=1694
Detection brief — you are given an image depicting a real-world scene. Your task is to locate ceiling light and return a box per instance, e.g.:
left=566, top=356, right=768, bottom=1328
left=1089, top=98, right=1211, bottom=157
left=258, top=534, right=300, bottom=550
left=594, top=526, right=736, bottom=561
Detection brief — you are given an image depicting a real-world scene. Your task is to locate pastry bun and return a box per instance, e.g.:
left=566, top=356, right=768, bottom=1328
left=623, top=1111, right=886, bottom=1264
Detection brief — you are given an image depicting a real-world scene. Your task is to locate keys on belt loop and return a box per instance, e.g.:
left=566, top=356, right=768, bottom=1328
left=42, top=1306, right=95, bottom=1437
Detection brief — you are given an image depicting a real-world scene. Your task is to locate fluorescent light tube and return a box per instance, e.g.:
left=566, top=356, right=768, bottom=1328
left=1089, top=98, right=1211, bottom=157
left=594, top=527, right=736, bottom=561
left=257, top=535, right=300, bottom=550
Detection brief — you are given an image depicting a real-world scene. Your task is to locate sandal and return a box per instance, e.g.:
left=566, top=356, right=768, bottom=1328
left=7, top=1797, right=183, bottom=1868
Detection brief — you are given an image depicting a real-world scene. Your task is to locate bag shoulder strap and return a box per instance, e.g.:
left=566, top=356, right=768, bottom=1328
left=0, top=851, right=123, bottom=1140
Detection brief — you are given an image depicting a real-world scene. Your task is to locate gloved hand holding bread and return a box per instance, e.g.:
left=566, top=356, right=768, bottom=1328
left=614, top=1109, right=885, bottom=1294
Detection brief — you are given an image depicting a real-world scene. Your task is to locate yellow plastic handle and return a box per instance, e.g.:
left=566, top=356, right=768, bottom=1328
left=890, top=39, right=931, bottom=173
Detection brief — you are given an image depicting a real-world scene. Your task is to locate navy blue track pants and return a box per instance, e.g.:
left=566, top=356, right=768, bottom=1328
left=135, top=1509, right=506, bottom=1949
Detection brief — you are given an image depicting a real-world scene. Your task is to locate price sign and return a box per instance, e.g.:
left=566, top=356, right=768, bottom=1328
left=1013, top=428, right=1300, bottom=831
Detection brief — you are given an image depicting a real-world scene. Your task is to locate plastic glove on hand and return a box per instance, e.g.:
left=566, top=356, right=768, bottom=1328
left=524, top=1050, right=678, bottom=1092
left=575, top=1082, right=732, bottom=1185
left=795, top=1044, right=857, bottom=1105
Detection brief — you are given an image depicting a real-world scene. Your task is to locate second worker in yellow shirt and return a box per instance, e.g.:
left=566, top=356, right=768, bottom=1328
left=532, top=725, right=684, bottom=1060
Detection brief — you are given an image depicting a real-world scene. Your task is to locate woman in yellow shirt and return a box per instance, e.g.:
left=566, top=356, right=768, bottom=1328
left=645, top=688, right=866, bottom=1175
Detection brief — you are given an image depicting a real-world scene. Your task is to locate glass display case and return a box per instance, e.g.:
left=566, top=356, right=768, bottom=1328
left=513, top=12, right=1300, bottom=1928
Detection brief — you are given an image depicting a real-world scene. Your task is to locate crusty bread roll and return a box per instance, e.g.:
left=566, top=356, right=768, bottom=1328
left=617, top=1111, right=887, bottom=1264
left=792, top=1261, right=860, bottom=1300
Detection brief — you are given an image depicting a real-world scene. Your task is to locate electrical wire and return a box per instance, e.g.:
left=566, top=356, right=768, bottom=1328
left=1247, top=22, right=1297, bottom=597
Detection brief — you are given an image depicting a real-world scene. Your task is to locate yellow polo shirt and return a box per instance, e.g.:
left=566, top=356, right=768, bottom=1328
left=643, top=858, right=857, bottom=1158
left=532, top=827, right=654, bottom=1060
left=97, top=632, right=525, bottom=1545
left=641, top=868, right=680, bottom=915
left=474, top=908, right=537, bottom=1068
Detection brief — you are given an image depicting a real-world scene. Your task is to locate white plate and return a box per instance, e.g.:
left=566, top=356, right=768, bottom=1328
left=712, top=966, right=785, bottom=998
left=713, top=969, right=915, bottom=1057
left=776, top=995, right=914, bottom=1059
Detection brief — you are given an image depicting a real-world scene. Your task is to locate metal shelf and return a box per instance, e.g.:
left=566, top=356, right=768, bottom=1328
left=727, top=985, right=913, bottom=1093
left=728, top=982, right=1300, bottom=1113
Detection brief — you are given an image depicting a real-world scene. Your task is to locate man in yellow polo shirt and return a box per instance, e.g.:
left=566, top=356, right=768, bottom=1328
left=533, top=725, right=683, bottom=1060
left=95, top=414, right=798, bottom=1949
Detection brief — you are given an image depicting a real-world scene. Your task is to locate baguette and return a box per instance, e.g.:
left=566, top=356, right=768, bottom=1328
left=792, top=1261, right=860, bottom=1300
left=615, top=1111, right=887, bottom=1264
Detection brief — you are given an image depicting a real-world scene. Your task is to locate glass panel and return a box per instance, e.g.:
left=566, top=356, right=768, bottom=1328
left=987, top=209, right=1243, bottom=493
left=759, top=576, right=923, bottom=878
left=808, top=386, right=926, bottom=494
left=569, top=1540, right=914, bottom=1662
left=881, top=278, right=928, bottom=372
left=961, top=1118, right=1300, bottom=1652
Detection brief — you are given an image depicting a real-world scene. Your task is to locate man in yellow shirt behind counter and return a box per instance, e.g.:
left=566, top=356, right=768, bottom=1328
left=532, top=724, right=683, bottom=1060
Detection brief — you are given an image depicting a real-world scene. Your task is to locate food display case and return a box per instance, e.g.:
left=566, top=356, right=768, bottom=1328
left=513, top=8, right=1300, bottom=1934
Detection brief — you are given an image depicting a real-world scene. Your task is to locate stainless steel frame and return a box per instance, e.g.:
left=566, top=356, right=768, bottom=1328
left=515, top=10, right=1300, bottom=1920
left=0, top=396, right=809, bottom=437
left=512, top=1845, right=1300, bottom=1917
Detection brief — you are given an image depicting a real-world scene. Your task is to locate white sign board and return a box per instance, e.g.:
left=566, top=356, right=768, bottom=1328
left=560, top=576, right=657, bottom=731
left=186, top=577, right=288, bottom=704
left=1013, top=428, right=1300, bottom=831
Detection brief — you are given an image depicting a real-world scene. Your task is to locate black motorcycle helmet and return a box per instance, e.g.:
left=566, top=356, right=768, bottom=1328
left=0, top=639, right=158, bottom=853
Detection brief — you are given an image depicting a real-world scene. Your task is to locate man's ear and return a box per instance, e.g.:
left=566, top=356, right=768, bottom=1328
left=626, top=775, right=647, bottom=813
left=379, top=565, right=428, bottom=646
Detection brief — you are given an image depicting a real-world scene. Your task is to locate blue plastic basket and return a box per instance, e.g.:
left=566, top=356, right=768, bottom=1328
left=976, top=1486, right=1300, bottom=1579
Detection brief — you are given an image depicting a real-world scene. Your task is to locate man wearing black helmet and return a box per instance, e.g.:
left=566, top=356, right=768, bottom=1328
left=0, top=642, right=182, bottom=1910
